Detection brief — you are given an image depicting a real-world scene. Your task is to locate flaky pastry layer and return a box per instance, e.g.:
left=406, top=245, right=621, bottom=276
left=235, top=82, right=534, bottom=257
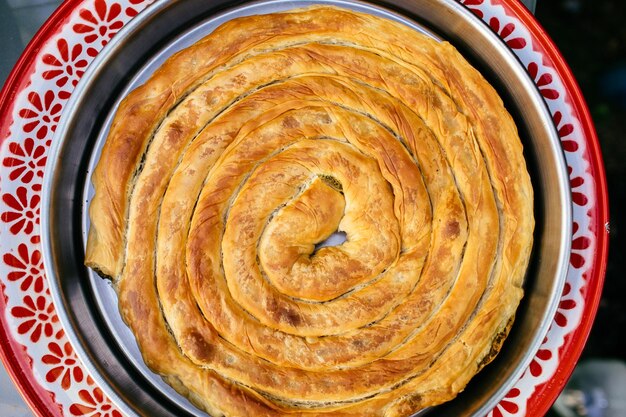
left=86, top=6, right=534, bottom=417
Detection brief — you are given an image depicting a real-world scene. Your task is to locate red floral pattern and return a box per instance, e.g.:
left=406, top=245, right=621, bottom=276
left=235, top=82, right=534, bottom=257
left=554, top=283, right=578, bottom=327
left=73, top=0, right=124, bottom=56
left=124, top=0, right=152, bottom=17
left=2, top=138, right=47, bottom=191
left=569, top=222, right=589, bottom=269
left=492, top=388, right=521, bottom=417
left=567, top=166, right=589, bottom=208
left=3, top=243, right=45, bottom=293
left=69, top=387, right=123, bottom=417
left=529, top=348, right=553, bottom=377
left=553, top=111, right=578, bottom=152
left=489, top=17, right=527, bottom=49
left=42, top=341, right=85, bottom=390
left=10, top=294, right=60, bottom=343
left=17, top=90, right=62, bottom=141
left=460, top=0, right=485, bottom=18
left=527, top=62, right=560, bottom=100
left=42, top=38, right=88, bottom=93
left=1, top=186, right=41, bottom=242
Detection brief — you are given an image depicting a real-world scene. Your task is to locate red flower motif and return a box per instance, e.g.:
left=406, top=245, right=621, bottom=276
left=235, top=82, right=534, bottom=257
left=566, top=166, right=589, bottom=208
left=1, top=186, right=41, bottom=241
left=17, top=90, right=62, bottom=140
left=73, top=0, right=124, bottom=57
left=527, top=62, right=560, bottom=100
left=571, top=181, right=588, bottom=207
left=569, top=221, right=583, bottom=268
left=489, top=17, right=527, bottom=50
left=42, top=341, right=84, bottom=390
left=529, top=348, right=552, bottom=377
left=3, top=243, right=45, bottom=293
left=2, top=138, right=47, bottom=190
left=492, top=388, right=521, bottom=417
left=11, top=294, right=60, bottom=343
left=460, top=0, right=485, bottom=18
left=569, top=221, right=590, bottom=269
left=554, top=283, right=578, bottom=327
left=571, top=192, right=588, bottom=207
left=42, top=38, right=88, bottom=91
left=552, top=111, right=577, bottom=152
left=125, top=0, right=153, bottom=17
left=570, top=175, right=584, bottom=189
left=69, top=387, right=122, bottom=417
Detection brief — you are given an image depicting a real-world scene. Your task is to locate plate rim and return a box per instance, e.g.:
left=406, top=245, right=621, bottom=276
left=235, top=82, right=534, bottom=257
left=501, top=1, right=609, bottom=415
left=0, top=0, right=610, bottom=416
left=0, top=2, right=84, bottom=417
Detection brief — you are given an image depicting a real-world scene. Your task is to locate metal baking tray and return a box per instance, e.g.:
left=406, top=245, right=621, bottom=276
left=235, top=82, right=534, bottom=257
left=41, top=0, right=572, bottom=416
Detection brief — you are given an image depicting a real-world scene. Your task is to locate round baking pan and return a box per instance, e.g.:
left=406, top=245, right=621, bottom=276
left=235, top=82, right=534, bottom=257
left=41, top=0, right=572, bottom=416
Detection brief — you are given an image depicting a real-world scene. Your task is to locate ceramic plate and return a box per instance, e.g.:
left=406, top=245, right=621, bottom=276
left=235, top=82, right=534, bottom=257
left=0, top=1, right=609, bottom=416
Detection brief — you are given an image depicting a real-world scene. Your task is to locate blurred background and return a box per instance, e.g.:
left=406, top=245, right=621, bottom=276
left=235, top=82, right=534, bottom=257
left=0, top=0, right=624, bottom=416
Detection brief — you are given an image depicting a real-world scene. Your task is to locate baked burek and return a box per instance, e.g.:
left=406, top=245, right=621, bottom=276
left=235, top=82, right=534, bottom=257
left=85, top=6, right=534, bottom=417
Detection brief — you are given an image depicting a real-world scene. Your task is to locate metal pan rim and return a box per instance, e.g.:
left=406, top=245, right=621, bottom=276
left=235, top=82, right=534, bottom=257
left=41, top=0, right=572, bottom=416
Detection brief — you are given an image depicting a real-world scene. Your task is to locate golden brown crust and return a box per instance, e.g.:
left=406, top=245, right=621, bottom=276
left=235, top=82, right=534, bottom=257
left=86, top=6, right=533, bottom=416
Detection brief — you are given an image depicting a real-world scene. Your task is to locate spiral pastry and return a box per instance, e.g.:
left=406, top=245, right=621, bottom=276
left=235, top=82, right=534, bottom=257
left=85, top=6, right=534, bottom=417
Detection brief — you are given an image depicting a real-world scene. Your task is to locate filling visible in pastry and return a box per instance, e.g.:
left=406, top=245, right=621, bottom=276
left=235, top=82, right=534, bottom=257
left=85, top=6, right=534, bottom=417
